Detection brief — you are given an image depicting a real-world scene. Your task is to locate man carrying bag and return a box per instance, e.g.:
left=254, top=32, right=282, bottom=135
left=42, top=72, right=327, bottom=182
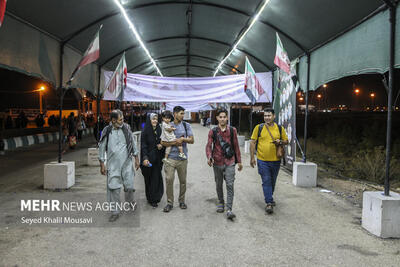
left=250, top=108, right=288, bottom=215
left=206, top=108, right=242, bottom=220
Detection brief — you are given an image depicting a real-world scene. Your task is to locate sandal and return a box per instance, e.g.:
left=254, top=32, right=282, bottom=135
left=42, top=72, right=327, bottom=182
left=216, top=204, right=224, bottom=213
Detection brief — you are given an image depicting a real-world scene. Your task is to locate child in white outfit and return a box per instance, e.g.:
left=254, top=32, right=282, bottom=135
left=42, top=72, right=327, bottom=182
left=161, top=111, right=186, bottom=162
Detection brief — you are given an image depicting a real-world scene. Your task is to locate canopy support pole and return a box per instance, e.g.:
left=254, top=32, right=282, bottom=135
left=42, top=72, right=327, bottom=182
left=303, top=53, right=311, bottom=163
left=58, top=43, right=65, bottom=163
left=96, top=66, right=101, bottom=142
left=384, top=1, right=397, bottom=196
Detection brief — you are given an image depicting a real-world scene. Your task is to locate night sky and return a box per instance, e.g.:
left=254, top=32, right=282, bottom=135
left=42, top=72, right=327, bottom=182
left=307, top=72, right=400, bottom=110
left=0, top=68, right=79, bottom=111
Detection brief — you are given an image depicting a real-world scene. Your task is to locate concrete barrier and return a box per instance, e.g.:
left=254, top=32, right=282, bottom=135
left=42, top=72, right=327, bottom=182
left=362, top=191, right=400, bottom=238
left=237, top=135, right=245, bottom=147
left=44, top=161, right=75, bottom=189
left=3, top=128, right=93, bottom=151
left=292, top=162, right=317, bottom=187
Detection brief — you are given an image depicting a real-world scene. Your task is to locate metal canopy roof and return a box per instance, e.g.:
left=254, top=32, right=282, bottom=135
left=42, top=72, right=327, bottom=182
left=6, top=0, right=384, bottom=77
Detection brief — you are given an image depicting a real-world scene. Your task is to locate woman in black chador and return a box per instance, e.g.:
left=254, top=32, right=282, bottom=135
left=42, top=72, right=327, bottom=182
left=140, top=113, right=165, bottom=207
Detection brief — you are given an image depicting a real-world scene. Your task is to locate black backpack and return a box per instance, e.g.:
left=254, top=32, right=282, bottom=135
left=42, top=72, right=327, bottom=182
left=99, top=123, right=135, bottom=157
left=255, top=123, right=282, bottom=151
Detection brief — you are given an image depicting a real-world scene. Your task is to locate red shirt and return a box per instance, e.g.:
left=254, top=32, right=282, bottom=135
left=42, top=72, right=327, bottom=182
left=206, top=126, right=241, bottom=166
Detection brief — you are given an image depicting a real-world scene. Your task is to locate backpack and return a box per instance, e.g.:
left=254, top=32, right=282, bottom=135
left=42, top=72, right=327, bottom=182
left=211, top=126, right=237, bottom=163
left=99, top=123, right=135, bottom=157
left=255, top=123, right=282, bottom=151
left=182, top=121, right=188, bottom=137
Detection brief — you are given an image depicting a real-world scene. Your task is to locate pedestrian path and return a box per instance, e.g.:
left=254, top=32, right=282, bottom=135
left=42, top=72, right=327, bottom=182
left=0, top=123, right=399, bottom=266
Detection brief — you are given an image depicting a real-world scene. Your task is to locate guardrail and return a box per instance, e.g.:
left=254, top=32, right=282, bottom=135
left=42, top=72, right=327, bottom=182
left=2, top=128, right=94, bottom=151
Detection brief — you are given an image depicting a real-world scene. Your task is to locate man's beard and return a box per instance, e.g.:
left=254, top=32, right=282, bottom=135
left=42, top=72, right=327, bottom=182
left=113, top=122, right=123, bottom=128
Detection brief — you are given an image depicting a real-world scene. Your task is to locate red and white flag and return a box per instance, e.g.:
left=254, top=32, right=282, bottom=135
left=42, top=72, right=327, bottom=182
left=105, top=52, right=127, bottom=101
left=0, top=0, right=7, bottom=27
left=67, top=25, right=102, bottom=84
left=244, top=57, right=266, bottom=104
left=274, top=33, right=291, bottom=74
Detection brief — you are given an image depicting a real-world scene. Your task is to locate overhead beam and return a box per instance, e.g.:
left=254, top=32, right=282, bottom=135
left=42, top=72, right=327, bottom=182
left=128, top=54, right=242, bottom=73
left=170, top=73, right=203, bottom=77
left=101, top=35, right=272, bottom=69
left=62, top=12, right=119, bottom=43
left=381, top=0, right=396, bottom=8
left=144, top=64, right=229, bottom=76
left=186, top=1, right=193, bottom=76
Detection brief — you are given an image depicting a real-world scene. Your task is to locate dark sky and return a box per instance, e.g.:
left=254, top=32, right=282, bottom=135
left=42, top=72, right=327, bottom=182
left=0, top=68, right=79, bottom=111
left=305, top=71, right=400, bottom=110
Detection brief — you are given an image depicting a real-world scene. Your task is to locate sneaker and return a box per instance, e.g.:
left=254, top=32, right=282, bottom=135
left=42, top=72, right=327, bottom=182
left=226, top=210, right=236, bottom=220
left=179, top=202, right=187, bottom=209
left=163, top=204, right=173, bottom=212
left=265, top=204, right=273, bottom=214
left=179, top=153, right=187, bottom=159
left=151, top=202, right=158, bottom=208
left=271, top=201, right=276, bottom=207
left=216, top=204, right=224, bottom=213
left=109, top=214, right=120, bottom=222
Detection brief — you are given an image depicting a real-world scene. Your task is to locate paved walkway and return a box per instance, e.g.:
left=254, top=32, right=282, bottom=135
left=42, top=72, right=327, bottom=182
left=0, top=123, right=399, bottom=266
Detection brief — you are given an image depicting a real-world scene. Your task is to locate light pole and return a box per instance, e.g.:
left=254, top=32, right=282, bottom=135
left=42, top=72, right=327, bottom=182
left=354, top=88, right=360, bottom=111
left=317, top=94, right=322, bottom=110
left=370, top=93, right=375, bottom=110
left=38, top=86, right=46, bottom=113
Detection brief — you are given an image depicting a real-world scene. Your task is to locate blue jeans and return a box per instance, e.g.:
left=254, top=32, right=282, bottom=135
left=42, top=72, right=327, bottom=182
left=257, top=159, right=281, bottom=204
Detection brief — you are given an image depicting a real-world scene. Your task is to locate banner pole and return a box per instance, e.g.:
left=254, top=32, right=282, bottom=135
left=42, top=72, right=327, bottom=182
left=303, top=53, right=311, bottom=163
left=384, top=4, right=396, bottom=196
left=58, top=43, right=65, bottom=163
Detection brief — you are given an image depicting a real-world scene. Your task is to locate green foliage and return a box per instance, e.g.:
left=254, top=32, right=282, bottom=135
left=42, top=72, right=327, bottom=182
left=351, top=146, right=400, bottom=184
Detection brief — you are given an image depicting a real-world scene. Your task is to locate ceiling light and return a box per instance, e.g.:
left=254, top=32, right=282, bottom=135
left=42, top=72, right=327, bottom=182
left=113, top=0, right=163, bottom=76
left=213, top=0, right=270, bottom=77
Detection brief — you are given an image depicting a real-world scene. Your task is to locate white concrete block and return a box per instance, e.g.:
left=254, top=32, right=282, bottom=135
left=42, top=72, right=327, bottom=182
left=27, top=135, right=35, bottom=146
left=38, top=134, right=45, bottom=143
left=244, top=140, right=251, bottom=154
left=362, top=191, right=400, bottom=238
left=14, top=137, right=22, bottom=148
left=44, top=161, right=75, bottom=189
left=292, top=161, right=317, bottom=187
left=237, top=135, right=245, bottom=147
left=88, top=148, right=100, bottom=166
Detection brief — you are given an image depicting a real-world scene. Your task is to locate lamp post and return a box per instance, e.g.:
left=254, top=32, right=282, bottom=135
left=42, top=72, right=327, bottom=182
left=354, top=88, right=360, bottom=111
left=370, top=93, right=375, bottom=110
left=38, top=86, right=46, bottom=113
left=317, top=94, right=322, bottom=110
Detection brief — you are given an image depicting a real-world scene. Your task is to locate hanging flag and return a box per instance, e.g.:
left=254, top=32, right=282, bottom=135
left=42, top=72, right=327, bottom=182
left=104, top=52, right=127, bottom=101
left=244, top=57, right=266, bottom=104
left=0, top=0, right=7, bottom=27
left=274, top=33, right=291, bottom=74
left=67, top=25, right=102, bottom=84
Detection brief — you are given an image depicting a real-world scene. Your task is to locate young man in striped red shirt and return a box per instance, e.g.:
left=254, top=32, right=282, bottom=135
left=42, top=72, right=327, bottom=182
left=206, top=108, right=243, bottom=220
